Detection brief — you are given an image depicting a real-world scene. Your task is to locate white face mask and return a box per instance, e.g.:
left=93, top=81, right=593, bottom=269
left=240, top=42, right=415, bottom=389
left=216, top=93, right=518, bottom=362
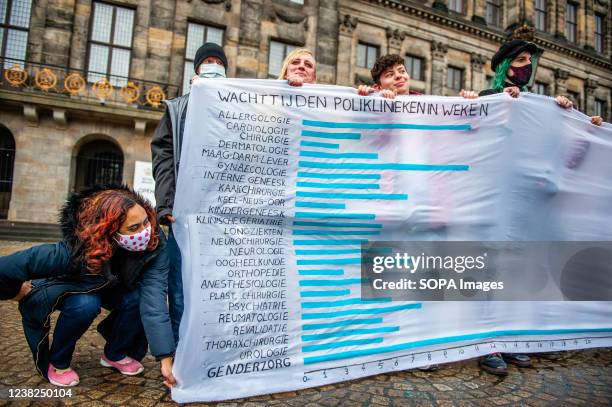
left=199, top=63, right=226, bottom=78
left=115, top=224, right=152, bottom=252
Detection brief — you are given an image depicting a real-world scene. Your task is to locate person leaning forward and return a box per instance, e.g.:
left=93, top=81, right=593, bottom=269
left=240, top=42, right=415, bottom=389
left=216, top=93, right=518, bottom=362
left=0, top=186, right=176, bottom=388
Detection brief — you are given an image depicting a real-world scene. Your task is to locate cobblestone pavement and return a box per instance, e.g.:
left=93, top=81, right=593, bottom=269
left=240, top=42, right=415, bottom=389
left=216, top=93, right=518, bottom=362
left=1, top=241, right=611, bottom=406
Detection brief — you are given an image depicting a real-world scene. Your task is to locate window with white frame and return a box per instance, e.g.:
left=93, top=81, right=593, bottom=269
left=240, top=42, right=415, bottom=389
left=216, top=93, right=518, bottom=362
left=567, top=90, right=580, bottom=110
left=182, top=22, right=224, bottom=94
left=595, top=14, right=604, bottom=53
left=87, top=2, right=135, bottom=86
left=534, top=0, right=547, bottom=31
left=0, top=0, right=33, bottom=68
left=565, top=3, right=577, bottom=43
left=486, top=0, right=502, bottom=27
left=533, top=82, right=549, bottom=95
left=594, top=99, right=606, bottom=119
left=448, top=0, right=464, bottom=14
left=356, top=42, right=378, bottom=69
left=404, top=55, right=424, bottom=81
left=268, top=40, right=297, bottom=78
left=447, top=66, right=463, bottom=91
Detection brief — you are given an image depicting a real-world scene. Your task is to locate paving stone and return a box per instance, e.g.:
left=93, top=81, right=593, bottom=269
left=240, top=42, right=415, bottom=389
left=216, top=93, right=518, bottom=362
left=432, top=383, right=453, bottom=391
left=1, top=244, right=611, bottom=406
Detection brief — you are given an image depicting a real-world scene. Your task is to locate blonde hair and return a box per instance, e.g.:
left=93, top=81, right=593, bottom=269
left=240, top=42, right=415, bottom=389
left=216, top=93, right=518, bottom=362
left=277, top=48, right=316, bottom=80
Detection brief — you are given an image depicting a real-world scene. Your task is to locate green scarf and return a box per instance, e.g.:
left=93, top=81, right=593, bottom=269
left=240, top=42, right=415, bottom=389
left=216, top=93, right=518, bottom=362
left=490, top=53, right=540, bottom=92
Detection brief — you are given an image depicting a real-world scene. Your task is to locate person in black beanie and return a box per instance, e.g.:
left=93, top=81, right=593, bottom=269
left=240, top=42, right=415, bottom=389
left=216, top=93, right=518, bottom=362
left=479, top=34, right=602, bottom=126
left=150, top=42, right=229, bottom=344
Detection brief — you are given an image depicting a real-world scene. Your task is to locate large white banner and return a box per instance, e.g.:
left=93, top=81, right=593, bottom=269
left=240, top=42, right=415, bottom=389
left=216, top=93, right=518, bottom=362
left=171, top=79, right=612, bottom=403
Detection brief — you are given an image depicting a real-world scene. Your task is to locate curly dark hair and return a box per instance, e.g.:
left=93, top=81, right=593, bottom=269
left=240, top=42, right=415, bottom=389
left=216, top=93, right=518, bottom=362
left=76, top=188, right=159, bottom=273
left=370, top=54, right=405, bottom=84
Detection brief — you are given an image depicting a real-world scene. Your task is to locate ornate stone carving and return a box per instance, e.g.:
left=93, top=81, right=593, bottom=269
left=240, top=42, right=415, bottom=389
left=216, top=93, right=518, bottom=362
left=52, top=108, right=67, bottom=129
left=92, top=78, right=113, bottom=101
left=4, top=65, right=27, bottom=87
left=134, top=119, right=147, bottom=136
left=585, top=78, right=598, bottom=95
left=340, top=15, right=358, bottom=35
left=470, top=53, right=487, bottom=71
left=146, top=86, right=165, bottom=108
left=511, top=25, right=535, bottom=41
left=554, top=68, right=570, bottom=81
left=432, top=1, right=448, bottom=12
left=273, top=4, right=306, bottom=24
left=386, top=28, right=405, bottom=49
left=355, top=73, right=373, bottom=85
left=120, top=82, right=140, bottom=104
left=202, top=0, right=231, bottom=12
left=35, top=68, right=57, bottom=91
left=471, top=15, right=486, bottom=26
left=23, top=104, right=39, bottom=127
left=431, top=41, right=448, bottom=59
left=64, top=72, right=85, bottom=96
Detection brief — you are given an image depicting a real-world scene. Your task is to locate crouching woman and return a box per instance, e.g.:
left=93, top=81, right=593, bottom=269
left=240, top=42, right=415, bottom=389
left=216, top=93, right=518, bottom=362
left=0, top=186, right=176, bottom=388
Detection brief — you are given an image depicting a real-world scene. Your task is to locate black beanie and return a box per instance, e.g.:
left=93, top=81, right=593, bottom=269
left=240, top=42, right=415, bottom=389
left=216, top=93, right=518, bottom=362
left=193, top=42, right=228, bottom=73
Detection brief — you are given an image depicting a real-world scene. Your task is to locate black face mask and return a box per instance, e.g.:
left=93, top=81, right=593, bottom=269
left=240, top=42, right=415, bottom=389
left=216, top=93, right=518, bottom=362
left=509, top=64, right=532, bottom=87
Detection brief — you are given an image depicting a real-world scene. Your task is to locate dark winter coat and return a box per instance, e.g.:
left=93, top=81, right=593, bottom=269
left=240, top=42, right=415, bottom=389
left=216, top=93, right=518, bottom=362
left=0, top=186, right=175, bottom=379
left=479, top=82, right=517, bottom=97
left=151, top=95, right=189, bottom=224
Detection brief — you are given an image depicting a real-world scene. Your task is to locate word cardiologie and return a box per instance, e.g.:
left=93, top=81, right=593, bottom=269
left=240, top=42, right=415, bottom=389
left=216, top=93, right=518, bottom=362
left=371, top=252, right=487, bottom=274
left=217, top=91, right=490, bottom=117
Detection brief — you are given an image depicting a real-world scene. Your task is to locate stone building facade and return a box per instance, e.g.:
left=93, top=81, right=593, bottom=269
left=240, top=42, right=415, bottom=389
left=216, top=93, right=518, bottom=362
left=0, top=0, right=610, bottom=224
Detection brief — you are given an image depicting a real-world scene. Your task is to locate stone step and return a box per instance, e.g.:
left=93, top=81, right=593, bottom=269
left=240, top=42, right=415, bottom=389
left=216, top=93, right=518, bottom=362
left=0, top=220, right=62, bottom=242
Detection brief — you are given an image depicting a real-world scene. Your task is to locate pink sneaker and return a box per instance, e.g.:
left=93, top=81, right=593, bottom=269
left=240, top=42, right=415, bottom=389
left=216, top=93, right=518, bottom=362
left=100, top=355, right=144, bottom=376
left=48, top=363, right=80, bottom=387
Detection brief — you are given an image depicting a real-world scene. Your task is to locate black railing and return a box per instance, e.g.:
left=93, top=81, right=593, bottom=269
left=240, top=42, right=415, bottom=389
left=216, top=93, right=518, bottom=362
left=74, top=153, right=124, bottom=192
left=0, top=146, right=15, bottom=219
left=0, top=57, right=180, bottom=110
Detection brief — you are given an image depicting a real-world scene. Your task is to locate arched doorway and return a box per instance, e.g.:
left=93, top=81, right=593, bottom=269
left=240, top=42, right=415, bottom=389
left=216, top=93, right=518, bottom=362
left=73, top=139, right=124, bottom=191
left=0, top=125, right=16, bottom=219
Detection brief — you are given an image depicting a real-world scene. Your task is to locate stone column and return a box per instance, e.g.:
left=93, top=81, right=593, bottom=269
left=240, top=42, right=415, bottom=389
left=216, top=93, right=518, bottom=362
left=41, top=0, right=74, bottom=67
left=315, top=0, right=339, bottom=84
left=523, top=0, right=535, bottom=26
left=554, top=68, right=569, bottom=96
left=236, top=0, right=264, bottom=78
left=465, top=0, right=472, bottom=17
left=555, top=0, right=566, bottom=39
left=548, top=0, right=557, bottom=34
left=471, top=0, right=487, bottom=25
left=336, top=15, right=358, bottom=87
left=27, top=0, right=47, bottom=64
left=585, top=79, right=598, bottom=115
left=583, top=1, right=594, bottom=50
left=505, top=0, right=521, bottom=30
left=430, top=41, right=448, bottom=95
left=69, top=0, right=92, bottom=71
left=386, top=28, right=405, bottom=55
left=145, top=0, right=176, bottom=84
left=470, top=53, right=487, bottom=92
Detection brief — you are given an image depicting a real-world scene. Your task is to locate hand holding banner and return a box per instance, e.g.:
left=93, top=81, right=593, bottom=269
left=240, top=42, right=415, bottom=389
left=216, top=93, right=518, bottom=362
left=171, top=79, right=612, bottom=403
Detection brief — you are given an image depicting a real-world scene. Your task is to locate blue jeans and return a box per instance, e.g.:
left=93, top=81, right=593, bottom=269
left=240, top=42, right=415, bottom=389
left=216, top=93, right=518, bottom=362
left=167, top=226, right=183, bottom=344
left=48, top=288, right=142, bottom=369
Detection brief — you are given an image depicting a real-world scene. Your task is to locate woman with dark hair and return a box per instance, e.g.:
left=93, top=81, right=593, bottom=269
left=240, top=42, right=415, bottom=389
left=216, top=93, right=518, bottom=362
left=479, top=38, right=603, bottom=126
left=0, top=186, right=176, bottom=388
